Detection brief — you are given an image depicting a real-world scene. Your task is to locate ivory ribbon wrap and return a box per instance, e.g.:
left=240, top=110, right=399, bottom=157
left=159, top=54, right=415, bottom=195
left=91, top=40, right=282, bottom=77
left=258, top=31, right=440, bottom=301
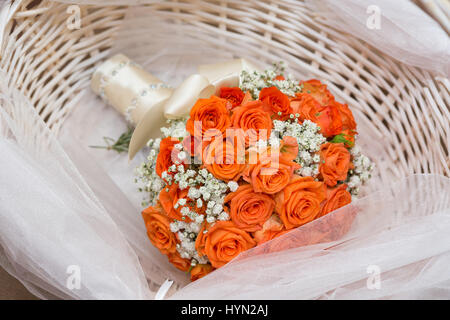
left=91, top=54, right=258, bottom=159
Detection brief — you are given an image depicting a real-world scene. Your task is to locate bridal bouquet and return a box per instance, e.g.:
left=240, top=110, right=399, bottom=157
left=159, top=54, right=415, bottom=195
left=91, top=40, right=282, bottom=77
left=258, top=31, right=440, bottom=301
left=134, top=63, right=374, bottom=281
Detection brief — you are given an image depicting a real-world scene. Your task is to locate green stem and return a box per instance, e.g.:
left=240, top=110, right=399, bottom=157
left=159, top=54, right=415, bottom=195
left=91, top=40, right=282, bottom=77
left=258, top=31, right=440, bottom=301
left=89, top=127, right=134, bottom=154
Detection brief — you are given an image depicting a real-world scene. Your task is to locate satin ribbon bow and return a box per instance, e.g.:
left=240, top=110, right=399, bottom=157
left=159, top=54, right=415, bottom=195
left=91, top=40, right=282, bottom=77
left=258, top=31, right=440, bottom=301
left=91, top=54, right=258, bottom=159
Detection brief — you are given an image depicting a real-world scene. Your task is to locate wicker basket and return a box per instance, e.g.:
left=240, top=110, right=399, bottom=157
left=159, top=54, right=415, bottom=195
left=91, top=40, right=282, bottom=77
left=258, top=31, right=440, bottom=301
left=0, top=0, right=448, bottom=184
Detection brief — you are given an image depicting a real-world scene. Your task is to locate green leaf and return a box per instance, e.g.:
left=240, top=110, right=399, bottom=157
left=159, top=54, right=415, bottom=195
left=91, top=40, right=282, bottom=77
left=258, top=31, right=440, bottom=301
left=330, top=133, right=354, bottom=147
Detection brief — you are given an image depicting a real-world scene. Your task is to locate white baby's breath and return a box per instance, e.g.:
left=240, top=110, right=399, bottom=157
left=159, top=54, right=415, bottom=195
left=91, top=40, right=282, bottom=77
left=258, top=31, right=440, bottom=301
left=227, top=181, right=239, bottom=192
left=240, top=62, right=302, bottom=98
left=345, top=143, right=374, bottom=196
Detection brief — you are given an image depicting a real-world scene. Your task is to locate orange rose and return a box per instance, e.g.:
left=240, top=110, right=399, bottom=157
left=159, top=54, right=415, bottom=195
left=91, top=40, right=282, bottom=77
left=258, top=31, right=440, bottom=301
left=279, top=136, right=299, bottom=161
left=168, top=251, right=191, bottom=272
left=297, top=80, right=356, bottom=138
left=275, top=176, right=326, bottom=229
left=319, top=142, right=351, bottom=187
left=253, top=214, right=289, bottom=245
left=219, top=87, right=245, bottom=109
left=270, top=201, right=357, bottom=253
left=190, top=264, right=214, bottom=281
left=155, top=137, right=180, bottom=178
left=334, top=100, right=356, bottom=132
left=241, top=91, right=254, bottom=105
left=182, top=134, right=217, bottom=164
left=186, top=96, right=231, bottom=138
left=243, top=154, right=299, bottom=194
left=334, top=100, right=357, bottom=144
left=182, top=134, right=203, bottom=160
left=291, top=93, right=318, bottom=120
left=340, top=129, right=355, bottom=148
left=267, top=206, right=357, bottom=254
left=203, top=137, right=246, bottom=181
left=231, top=100, right=272, bottom=145
left=259, top=86, right=292, bottom=120
left=195, top=221, right=209, bottom=257
left=315, top=105, right=343, bottom=137
left=320, top=184, right=352, bottom=217
left=224, top=184, right=275, bottom=232
left=159, top=183, right=192, bottom=222
left=291, top=92, right=342, bottom=137
left=142, top=206, right=177, bottom=255
left=299, top=79, right=334, bottom=106
left=202, top=221, right=256, bottom=268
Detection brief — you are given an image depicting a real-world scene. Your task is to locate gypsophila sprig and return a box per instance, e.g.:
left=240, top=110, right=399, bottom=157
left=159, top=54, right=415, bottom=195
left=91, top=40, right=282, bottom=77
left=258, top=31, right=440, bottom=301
left=270, top=119, right=326, bottom=177
left=345, top=145, right=375, bottom=196
left=134, top=137, right=163, bottom=206
left=161, top=118, right=188, bottom=139
left=240, top=61, right=303, bottom=98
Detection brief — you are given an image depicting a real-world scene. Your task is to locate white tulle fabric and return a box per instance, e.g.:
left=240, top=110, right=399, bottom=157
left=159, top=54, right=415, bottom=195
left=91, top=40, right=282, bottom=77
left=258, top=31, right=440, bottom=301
left=1, top=0, right=450, bottom=300
left=173, top=174, right=450, bottom=299
left=0, top=72, right=152, bottom=299
left=307, top=0, right=450, bottom=77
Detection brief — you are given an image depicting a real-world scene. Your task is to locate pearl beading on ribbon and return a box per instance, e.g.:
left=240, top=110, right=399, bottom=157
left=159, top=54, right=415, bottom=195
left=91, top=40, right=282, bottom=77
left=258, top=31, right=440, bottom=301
left=91, top=54, right=259, bottom=159
left=91, top=54, right=173, bottom=126
left=125, top=82, right=171, bottom=123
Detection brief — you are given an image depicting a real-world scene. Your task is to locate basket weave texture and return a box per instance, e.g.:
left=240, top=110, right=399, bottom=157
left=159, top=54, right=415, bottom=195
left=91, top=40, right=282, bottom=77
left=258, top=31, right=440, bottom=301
left=1, top=0, right=449, bottom=185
